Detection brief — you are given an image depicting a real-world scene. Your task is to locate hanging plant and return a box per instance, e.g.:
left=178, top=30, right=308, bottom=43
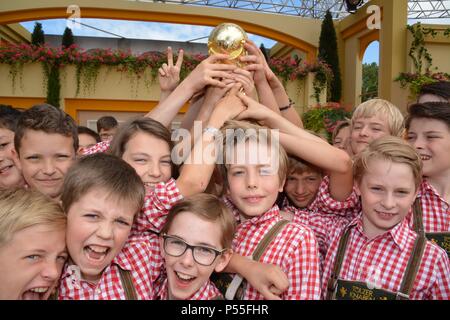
left=396, top=23, right=450, bottom=98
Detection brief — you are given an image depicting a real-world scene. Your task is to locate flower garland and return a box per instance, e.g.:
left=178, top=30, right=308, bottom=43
left=0, top=42, right=332, bottom=102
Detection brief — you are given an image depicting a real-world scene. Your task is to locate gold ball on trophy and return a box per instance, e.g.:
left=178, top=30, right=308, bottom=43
left=208, top=23, right=248, bottom=65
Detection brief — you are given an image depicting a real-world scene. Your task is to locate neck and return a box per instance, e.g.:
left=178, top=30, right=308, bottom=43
left=426, top=169, right=450, bottom=203
left=362, top=215, right=390, bottom=240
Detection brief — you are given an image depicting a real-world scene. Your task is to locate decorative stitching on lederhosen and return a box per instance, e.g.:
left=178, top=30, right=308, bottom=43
left=325, top=224, right=427, bottom=300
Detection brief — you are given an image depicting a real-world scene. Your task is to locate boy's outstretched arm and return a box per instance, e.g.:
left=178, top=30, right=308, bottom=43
left=146, top=54, right=236, bottom=127
left=236, top=93, right=353, bottom=201
left=175, top=84, right=246, bottom=198
left=224, top=253, right=289, bottom=300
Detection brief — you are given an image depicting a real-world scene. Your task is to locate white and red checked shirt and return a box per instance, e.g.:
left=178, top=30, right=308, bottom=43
left=156, top=278, right=223, bottom=300
left=321, top=215, right=450, bottom=300
left=57, top=232, right=163, bottom=300
left=223, top=199, right=321, bottom=300
left=282, top=176, right=360, bottom=266
left=133, top=178, right=183, bottom=234
left=407, top=180, right=450, bottom=233
left=82, top=140, right=111, bottom=155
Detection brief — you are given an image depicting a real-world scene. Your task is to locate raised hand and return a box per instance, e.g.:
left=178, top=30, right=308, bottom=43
left=158, top=47, right=184, bottom=93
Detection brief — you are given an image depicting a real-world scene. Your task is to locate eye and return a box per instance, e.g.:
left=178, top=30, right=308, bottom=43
left=26, top=155, right=39, bottom=160
left=307, top=177, right=318, bottom=182
left=57, top=254, right=68, bottom=262
left=370, top=186, right=382, bottom=192
left=84, top=214, right=99, bottom=220
left=195, top=246, right=215, bottom=256
left=160, top=160, right=171, bottom=165
left=231, top=170, right=244, bottom=176
left=57, top=155, right=70, bottom=159
left=115, top=219, right=130, bottom=226
left=406, top=135, right=416, bottom=141
left=134, top=158, right=146, bottom=163
left=287, top=176, right=296, bottom=181
left=0, top=142, right=9, bottom=150
left=260, top=168, right=274, bottom=175
left=25, top=255, right=41, bottom=261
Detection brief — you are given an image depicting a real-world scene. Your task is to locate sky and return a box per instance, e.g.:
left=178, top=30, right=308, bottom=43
left=20, top=16, right=450, bottom=65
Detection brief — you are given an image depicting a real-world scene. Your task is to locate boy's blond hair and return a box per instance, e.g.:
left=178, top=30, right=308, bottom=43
left=61, top=153, right=145, bottom=215
left=218, top=120, right=288, bottom=193
left=0, top=188, right=66, bottom=246
left=351, top=99, right=405, bottom=137
left=161, top=193, right=235, bottom=249
left=353, top=136, right=422, bottom=190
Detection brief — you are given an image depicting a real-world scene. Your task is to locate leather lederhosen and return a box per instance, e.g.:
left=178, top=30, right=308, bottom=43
left=325, top=224, right=426, bottom=300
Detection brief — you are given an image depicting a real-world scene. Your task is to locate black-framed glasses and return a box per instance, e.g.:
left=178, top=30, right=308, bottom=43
left=161, top=234, right=227, bottom=266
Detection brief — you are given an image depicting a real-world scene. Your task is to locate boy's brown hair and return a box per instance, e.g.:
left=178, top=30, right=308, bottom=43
left=96, top=116, right=118, bottom=132
left=351, top=99, right=405, bottom=137
left=14, top=103, right=78, bottom=154
left=287, top=155, right=323, bottom=176
left=218, top=120, right=288, bottom=193
left=332, top=120, right=350, bottom=143
left=0, top=105, right=21, bottom=132
left=405, top=102, right=450, bottom=130
left=161, top=193, right=235, bottom=249
left=353, top=136, right=422, bottom=191
left=61, top=153, right=145, bottom=215
left=0, top=188, right=66, bottom=246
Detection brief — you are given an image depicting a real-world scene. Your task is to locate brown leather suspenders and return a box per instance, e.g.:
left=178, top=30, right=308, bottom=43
left=118, top=268, right=138, bottom=300
left=326, top=224, right=427, bottom=300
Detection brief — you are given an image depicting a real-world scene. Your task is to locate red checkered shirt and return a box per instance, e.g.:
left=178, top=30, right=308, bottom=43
left=223, top=199, right=321, bottom=300
left=282, top=176, right=360, bottom=266
left=156, top=278, right=223, bottom=300
left=57, top=232, right=163, bottom=300
left=407, top=180, right=450, bottom=233
left=321, top=215, right=450, bottom=300
left=82, top=140, right=111, bottom=156
left=133, top=178, right=183, bottom=234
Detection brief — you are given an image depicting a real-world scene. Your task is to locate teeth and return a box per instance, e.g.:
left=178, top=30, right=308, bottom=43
left=88, top=245, right=108, bottom=253
left=420, top=155, right=431, bottom=160
left=175, top=271, right=195, bottom=281
left=0, top=165, right=12, bottom=174
left=29, top=287, right=48, bottom=293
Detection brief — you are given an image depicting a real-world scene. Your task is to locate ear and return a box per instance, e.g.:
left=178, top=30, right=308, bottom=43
left=354, top=180, right=362, bottom=197
left=11, top=148, right=21, bottom=170
left=214, top=249, right=233, bottom=273
left=159, top=237, right=166, bottom=259
left=278, top=176, right=286, bottom=193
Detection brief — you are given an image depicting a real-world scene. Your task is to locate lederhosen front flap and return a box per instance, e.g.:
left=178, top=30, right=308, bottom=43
left=326, top=224, right=427, bottom=300
left=211, top=219, right=290, bottom=300
left=413, top=198, right=450, bottom=258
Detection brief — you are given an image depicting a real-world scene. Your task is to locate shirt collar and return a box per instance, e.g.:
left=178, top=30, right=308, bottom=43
left=158, top=278, right=217, bottom=300
left=351, top=213, right=412, bottom=252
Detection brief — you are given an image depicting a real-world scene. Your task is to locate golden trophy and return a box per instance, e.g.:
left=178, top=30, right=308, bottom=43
left=208, top=23, right=248, bottom=66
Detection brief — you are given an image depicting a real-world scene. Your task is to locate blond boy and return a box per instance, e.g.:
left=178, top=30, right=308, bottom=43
left=0, top=188, right=67, bottom=300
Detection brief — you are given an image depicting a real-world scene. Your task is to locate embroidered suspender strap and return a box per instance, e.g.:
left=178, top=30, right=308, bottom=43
left=412, top=198, right=425, bottom=235
left=225, top=219, right=289, bottom=300
left=325, top=225, right=354, bottom=300
left=253, top=219, right=290, bottom=260
left=118, top=268, right=138, bottom=300
left=396, top=234, right=427, bottom=300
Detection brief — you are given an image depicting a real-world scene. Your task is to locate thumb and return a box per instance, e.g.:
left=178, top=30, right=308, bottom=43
left=259, top=287, right=282, bottom=300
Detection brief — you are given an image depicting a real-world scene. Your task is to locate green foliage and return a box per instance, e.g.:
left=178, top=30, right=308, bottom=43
left=45, top=64, right=61, bottom=108
left=62, top=27, right=75, bottom=49
left=361, top=62, right=378, bottom=102
left=318, top=10, right=342, bottom=102
left=31, top=22, right=45, bottom=46
left=302, top=102, right=352, bottom=142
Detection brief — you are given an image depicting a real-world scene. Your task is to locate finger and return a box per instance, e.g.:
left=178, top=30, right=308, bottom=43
left=229, top=83, right=243, bottom=96
left=244, top=64, right=264, bottom=72
left=269, top=285, right=283, bottom=296
left=259, top=287, right=282, bottom=300
left=208, top=54, right=232, bottom=63
left=240, top=55, right=259, bottom=63
left=233, top=68, right=253, bottom=78
left=175, top=49, right=184, bottom=68
left=167, top=47, right=174, bottom=67
left=208, top=63, right=238, bottom=71
left=162, top=64, right=170, bottom=75
left=208, top=70, right=236, bottom=79
left=158, top=68, right=166, bottom=77
left=234, top=74, right=251, bottom=86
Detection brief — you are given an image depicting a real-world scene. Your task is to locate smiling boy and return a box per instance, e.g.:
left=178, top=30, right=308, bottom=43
left=13, top=104, right=78, bottom=200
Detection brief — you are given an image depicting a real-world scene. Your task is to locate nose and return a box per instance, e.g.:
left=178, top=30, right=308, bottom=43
left=246, top=171, right=258, bottom=190
left=412, top=135, right=425, bottom=151
left=41, top=260, right=60, bottom=282
left=359, top=126, right=369, bottom=137
left=96, top=221, right=113, bottom=240
left=381, top=192, right=395, bottom=210
left=42, top=159, right=56, bottom=176
left=295, top=182, right=306, bottom=195
left=179, top=247, right=195, bottom=267
left=147, top=161, right=162, bottom=178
